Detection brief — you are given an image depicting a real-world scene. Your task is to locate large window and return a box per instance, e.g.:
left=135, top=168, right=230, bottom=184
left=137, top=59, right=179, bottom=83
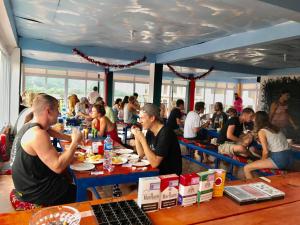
left=135, top=83, right=149, bottom=105
left=195, top=81, right=237, bottom=113
left=114, top=82, right=134, bottom=100
left=46, top=78, right=65, bottom=100
left=68, top=79, right=85, bottom=98
left=242, top=83, right=260, bottom=110
left=87, top=80, right=104, bottom=98
left=25, top=76, right=47, bottom=93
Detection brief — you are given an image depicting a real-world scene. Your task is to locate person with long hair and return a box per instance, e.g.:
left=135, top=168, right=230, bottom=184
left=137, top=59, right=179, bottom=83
left=211, top=102, right=228, bottom=129
left=244, top=111, right=294, bottom=179
left=269, top=90, right=298, bottom=136
left=91, top=104, right=121, bottom=143
left=118, top=96, right=129, bottom=121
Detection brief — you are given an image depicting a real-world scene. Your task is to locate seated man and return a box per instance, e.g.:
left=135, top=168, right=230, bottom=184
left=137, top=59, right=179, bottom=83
left=184, top=102, right=208, bottom=140
left=166, top=99, right=184, bottom=135
left=217, top=107, right=254, bottom=156
left=12, top=94, right=82, bottom=206
left=131, top=103, right=182, bottom=175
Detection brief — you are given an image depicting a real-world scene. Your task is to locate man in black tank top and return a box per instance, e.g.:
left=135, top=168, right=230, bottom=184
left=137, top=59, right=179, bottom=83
left=12, top=94, right=82, bottom=206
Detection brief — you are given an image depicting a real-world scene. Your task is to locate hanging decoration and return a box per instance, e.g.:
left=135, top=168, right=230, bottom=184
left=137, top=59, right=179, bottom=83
left=72, top=48, right=147, bottom=69
left=166, top=64, right=214, bottom=80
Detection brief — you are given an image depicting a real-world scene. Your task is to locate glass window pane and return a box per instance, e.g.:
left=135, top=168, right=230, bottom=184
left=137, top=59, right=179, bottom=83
left=225, top=90, right=234, bottom=109
left=25, top=76, right=46, bottom=93
left=214, top=89, right=225, bottom=103
left=135, top=83, right=149, bottom=106
left=205, top=82, right=216, bottom=87
left=114, top=82, right=134, bottom=100
left=195, top=86, right=204, bottom=102
left=161, top=84, right=171, bottom=111
left=68, top=79, right=85, bottom=98
left=227, top=83, right=236, bottom=89
left=216, top=82, right=226, bottom=88
left=87, top=80, right=104, bottom=97
left=173, top=85, right=186, bottom=99
left=242, top=83, right=257, bottom=89
left=204, top=88, right=214, bottom=113
left=46, top=77, right=65, bottom=100
left=242, top=90, right=256, bottom=110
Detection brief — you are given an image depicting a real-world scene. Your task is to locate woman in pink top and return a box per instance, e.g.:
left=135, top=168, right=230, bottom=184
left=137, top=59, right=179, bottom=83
left=233, top=93, right=243, bottom=114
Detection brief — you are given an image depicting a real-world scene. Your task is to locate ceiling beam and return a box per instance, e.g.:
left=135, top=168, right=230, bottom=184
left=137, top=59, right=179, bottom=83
left=0, top=0, right=18, bottom=52
left=156, top=21, right=300, bottom=64
left=172, top=59, right=268, bottom=75
left=22, top=57, right=240, bottom=82
left=259, top=0, right=300, bottom=13
left=19, top=37, right=156, bottom=62
left=267, top=67, right=300, bottom=76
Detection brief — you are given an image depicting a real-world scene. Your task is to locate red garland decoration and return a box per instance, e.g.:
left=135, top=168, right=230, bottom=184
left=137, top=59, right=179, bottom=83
left=72, top=48, right=147, bottom=69
left=166, top=64, right=214, bottom=80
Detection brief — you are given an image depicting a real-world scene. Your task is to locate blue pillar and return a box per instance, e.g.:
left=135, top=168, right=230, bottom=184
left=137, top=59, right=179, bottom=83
left=150, top=64, right=163, bottom=107
left=104, top=68, right=113, bottom=107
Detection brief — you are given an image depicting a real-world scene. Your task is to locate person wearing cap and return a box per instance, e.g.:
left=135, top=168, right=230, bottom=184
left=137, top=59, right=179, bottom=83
left=131, top=103, right=182, bottom=175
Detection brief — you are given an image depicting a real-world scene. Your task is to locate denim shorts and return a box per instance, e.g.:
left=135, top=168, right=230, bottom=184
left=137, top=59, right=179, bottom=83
left=269, top=149, right=293, bottom=170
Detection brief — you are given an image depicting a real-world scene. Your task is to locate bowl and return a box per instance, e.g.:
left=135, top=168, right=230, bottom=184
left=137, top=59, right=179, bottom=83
left=29, top=206, right=81, bottom=225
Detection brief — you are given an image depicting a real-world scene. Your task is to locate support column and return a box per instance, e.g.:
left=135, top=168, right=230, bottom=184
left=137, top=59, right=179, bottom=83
left=104, top=68, right=113, bottom=107
left=188, top=79, right=196, bottom=111
left=149, top=63, right=163, bottom=107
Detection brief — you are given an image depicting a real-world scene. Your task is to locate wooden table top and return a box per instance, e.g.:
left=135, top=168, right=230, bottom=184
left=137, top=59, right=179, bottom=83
left=1, top=173, right=299, bottom=225
left=199, top=200, right=300, bottom=225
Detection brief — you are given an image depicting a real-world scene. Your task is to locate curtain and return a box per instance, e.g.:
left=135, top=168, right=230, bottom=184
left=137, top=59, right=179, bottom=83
left=0, top=49, right=11, bottom=129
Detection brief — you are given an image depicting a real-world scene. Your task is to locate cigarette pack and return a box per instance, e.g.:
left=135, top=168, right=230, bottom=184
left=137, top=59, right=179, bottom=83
left=159, top=174, right=179, bottom=209
left=178, top=173, right=199, bottom=206
left=137, top=176, right=161, bottom=212
left=197, top=171, right=215, bottom=203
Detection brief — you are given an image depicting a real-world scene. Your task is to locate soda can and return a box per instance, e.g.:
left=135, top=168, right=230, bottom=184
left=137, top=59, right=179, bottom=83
left=210, top=169, right=226, bottom=197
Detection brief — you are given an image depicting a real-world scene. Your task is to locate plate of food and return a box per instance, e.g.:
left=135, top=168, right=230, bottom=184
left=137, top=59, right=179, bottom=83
left=130, top=159, right=150, bottom=167
left=84, top=154, right=104, bottom=164
left=112, top=156, right=127, bottom=165
left=120, top=153, right=139, bottom=160
left=114, top=149, right=134, bottom=154
left=70, top=162, right=95, bottom=171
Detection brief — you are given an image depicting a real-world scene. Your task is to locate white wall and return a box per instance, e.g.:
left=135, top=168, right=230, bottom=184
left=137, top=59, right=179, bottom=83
left=9, top=48, right=21, bottom=126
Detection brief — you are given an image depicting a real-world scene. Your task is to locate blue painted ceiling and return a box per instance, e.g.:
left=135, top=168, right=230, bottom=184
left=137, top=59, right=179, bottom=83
left=8, top=0, right=300, bottom=79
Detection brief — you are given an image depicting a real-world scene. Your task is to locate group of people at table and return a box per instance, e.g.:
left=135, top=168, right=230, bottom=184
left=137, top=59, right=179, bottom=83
left=9, top=87, right=297, bottom=208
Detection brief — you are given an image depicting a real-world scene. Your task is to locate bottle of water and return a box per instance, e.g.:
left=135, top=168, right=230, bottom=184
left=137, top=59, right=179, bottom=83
left=103, top=135, right=113, bottom=172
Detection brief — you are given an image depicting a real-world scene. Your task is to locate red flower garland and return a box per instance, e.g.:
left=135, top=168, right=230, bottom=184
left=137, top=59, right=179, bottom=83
left=73, top=48, right=147, bottom=69
left=167, top=64, right=214, bottom=80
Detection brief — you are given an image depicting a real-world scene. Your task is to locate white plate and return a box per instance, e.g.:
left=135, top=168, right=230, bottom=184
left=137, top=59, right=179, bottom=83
left=70, top=162, right=95, bottom=171
left=112, top=157, right=128, bottom=165
left=130, top=160, right=150, bottom=167
left=120, top=154, right=139, bottom=160
left=114, top=149, right=134, bottom=154
left=84, top=159, right=104, bottom=164
left=78, top=145, right=92, bottom=152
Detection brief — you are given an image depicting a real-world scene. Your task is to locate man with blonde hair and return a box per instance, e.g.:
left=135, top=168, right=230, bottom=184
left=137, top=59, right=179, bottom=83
left=12, top=94, right=82, bottom=205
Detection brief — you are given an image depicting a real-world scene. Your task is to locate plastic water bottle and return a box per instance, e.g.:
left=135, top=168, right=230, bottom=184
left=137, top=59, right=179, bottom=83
left=103, top=135, right=113, bottom=172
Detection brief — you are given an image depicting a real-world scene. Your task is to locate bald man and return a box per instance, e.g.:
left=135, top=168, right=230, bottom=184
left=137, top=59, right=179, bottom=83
left=12, top=94, right=82, bottom=206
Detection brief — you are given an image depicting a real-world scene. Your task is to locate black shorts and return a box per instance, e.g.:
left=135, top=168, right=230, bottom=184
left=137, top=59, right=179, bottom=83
left=48, top=184, right=77, bottom=206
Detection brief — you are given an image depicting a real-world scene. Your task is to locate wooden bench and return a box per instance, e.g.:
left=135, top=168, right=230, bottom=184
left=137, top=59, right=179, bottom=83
left=178, top=138, right=286, bottom=180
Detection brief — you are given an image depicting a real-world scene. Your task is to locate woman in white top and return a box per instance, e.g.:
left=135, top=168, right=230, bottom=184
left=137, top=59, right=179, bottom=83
left=244, top=111, right=293, bottom=179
